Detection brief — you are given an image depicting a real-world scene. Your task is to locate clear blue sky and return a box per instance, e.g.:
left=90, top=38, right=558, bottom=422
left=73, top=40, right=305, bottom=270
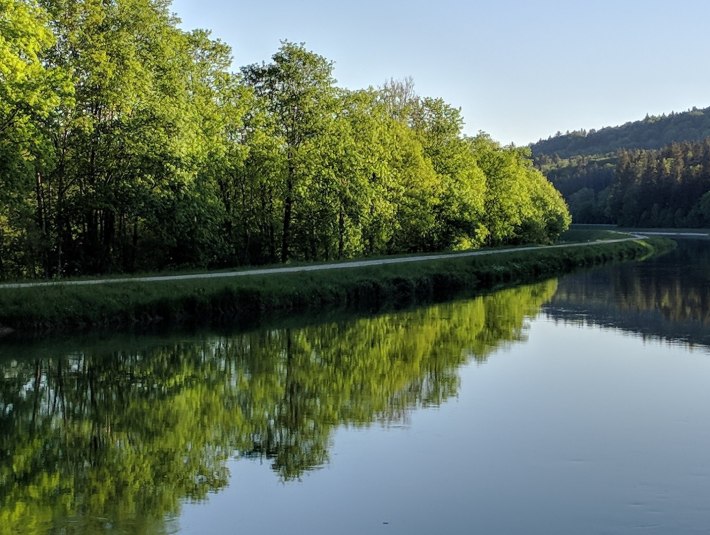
left=171, top=0, right=710, bottom=146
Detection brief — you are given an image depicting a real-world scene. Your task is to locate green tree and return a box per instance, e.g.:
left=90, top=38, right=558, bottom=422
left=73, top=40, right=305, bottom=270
left=0, top=0, right=69, bottom=277
left=410, top=97, right=487, bottom=249
left=241, top=41, right=338, bottom=263
left=0, top=14, right=574, bottom=278
left=471, top=135, right=529, bottom=244
left=0, top=0, right=60, bottom=135
left=471, top=135, right=570, bottom=244
left=33, top=0, right=196, bottom=273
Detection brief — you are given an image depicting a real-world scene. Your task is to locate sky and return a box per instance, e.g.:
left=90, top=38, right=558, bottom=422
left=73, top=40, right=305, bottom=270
left=170, top=0, right=710, bottom=146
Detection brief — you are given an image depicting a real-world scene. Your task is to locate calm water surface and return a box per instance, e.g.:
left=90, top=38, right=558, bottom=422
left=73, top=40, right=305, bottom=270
left=1, top=240, right=710, bottom=534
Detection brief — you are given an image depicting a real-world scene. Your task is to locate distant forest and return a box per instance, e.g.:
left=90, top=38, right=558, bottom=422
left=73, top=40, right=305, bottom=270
left=0, top=0, right=570, bottom=280
left=533, top=107, right=710, bottom=159
left=532, top=107, right=710, bottom=226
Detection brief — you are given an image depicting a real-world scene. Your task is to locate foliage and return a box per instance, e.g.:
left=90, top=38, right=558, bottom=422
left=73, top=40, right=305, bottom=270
left=531, top=106, right=710, bottom=159
left=472, top=135, right=570, bottom=244
left=608, top=140, right=710, bottom=227
left=0, top=3, right=570, bottom=280
left=533, top=108, right=710, bottom=227
left=541, top=137, right=710, bottom=227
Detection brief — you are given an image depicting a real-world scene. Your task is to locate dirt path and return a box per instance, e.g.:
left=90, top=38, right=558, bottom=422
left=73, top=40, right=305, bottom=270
left=0, top=238, right=644, bottom=290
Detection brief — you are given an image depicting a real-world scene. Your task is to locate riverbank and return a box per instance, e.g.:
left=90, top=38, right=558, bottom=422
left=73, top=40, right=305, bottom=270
left=0, top=237, right=674, bottom=335
left=566, top=223, right=710, bottom=240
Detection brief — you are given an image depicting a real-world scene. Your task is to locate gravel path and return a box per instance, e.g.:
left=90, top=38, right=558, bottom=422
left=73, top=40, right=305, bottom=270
left=0, top=238, right=645, bottom=290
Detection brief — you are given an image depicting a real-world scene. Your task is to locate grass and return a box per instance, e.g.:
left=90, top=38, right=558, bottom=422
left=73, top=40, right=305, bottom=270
left=558, top=228, right=631, bottom=243
left=616, top=226, right=710, bottom=238
left=0, top=237, right=675, bottom=336
left=561, top=224, right=710, bottom=241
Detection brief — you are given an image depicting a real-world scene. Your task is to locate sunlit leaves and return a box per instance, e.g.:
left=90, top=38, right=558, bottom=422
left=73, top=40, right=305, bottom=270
left=0, top=4, right=571, bottom=279
left=472, top=134, right=570, bottom=245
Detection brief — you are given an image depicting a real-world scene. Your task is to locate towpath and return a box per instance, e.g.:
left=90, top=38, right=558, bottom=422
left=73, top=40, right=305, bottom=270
left=0, top=236, right=652, bottom=290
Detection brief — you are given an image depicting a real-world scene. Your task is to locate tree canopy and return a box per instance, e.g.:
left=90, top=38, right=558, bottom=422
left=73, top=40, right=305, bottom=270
left=536, top=138, right=710, bottom=227
left=0, top=0, right=570, bottom=280
left=531, top=106, right=710, bottom=159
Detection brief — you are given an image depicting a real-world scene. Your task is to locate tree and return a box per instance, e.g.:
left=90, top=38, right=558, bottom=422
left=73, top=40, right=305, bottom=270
left=25, top=0, right=242, bottom=274
left=241, top=41, right=338, bottom=263
left=409, top=97, right=487, bottom=249
left=0, top=0, right=62, bottom=135
left=471, top=135, right=570, bottom=244
left=1, top=19, right=574, bottom=278
left=0, top=0, right=69, bottom=277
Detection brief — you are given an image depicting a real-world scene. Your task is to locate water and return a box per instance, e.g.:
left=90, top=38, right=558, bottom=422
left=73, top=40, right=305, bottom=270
left=1, top=240, right=709, bottom=534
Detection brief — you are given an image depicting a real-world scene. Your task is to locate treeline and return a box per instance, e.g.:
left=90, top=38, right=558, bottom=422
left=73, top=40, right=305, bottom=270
left=533, top=103, right=710, bottom=226
left=536, top=154, right=616, bottom=222
left=539, top=138, right=710, bottom=226
left=0, top=0, right=570, bottom=279
left=609, top=140, right=710, bottom=227
left=543, top=156, right=617, bottom=198
left=532, top=106, right=710, bottom=159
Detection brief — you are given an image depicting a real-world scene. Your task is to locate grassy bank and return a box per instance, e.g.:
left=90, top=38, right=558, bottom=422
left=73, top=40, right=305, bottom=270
left=558, top=226, right=632, bottom=243
left=561, top=224, right=710, bottom=241
left=0, top=238, right=674, bottom=335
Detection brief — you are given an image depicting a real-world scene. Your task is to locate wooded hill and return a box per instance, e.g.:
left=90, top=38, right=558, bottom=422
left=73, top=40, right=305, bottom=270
left=0, top=0, right=570, bottom=280
left=532, top=107, right=710, bottom=226
left=532, top=106, right=710, bottom=159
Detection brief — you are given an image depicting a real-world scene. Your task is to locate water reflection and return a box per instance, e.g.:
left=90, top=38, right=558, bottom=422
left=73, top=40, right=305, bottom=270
left=0, top=280, right=557, bottom=534
left=546, top=240, right=710, bottom=349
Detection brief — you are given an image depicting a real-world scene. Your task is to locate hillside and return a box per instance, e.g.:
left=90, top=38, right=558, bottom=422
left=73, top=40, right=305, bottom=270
left=531, top=106, right=710, bottom=159
left=532, top=107, right=710, bottom=226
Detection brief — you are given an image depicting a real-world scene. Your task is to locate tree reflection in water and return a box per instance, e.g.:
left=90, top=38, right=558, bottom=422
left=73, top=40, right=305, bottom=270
left=0, top=280, right=557, bottom=533
left=547, top=240, right=710, bottom=347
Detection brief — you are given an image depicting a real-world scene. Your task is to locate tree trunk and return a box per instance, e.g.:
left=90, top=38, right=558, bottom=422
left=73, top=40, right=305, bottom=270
left=34, top=170, right=48, bottom=276
left=281, top=176, right=293, bottom=263
left=102, top=209, right=115, bottom=271
left=131, top=218, right=139, bottom=271
left=338, top=203, right=345, bottom=259
left=0, top=227, right=4, bottom=276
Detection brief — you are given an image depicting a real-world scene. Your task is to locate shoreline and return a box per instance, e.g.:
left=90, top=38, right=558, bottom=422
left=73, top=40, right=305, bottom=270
left=0, top=237, right=650, bottom=290
left=0, top=238, right=675, bottom=337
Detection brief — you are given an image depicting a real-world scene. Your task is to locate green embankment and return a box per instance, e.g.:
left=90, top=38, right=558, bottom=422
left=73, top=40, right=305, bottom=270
left=0, top=238, right=674, bottom=334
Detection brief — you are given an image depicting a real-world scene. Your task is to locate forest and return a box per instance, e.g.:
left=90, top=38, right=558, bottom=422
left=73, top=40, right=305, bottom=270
left=0, top=0, right=570, bottom=280
left=533, top=108, right=710, bottom=226
left=532, top=106, right=710, bottom=159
